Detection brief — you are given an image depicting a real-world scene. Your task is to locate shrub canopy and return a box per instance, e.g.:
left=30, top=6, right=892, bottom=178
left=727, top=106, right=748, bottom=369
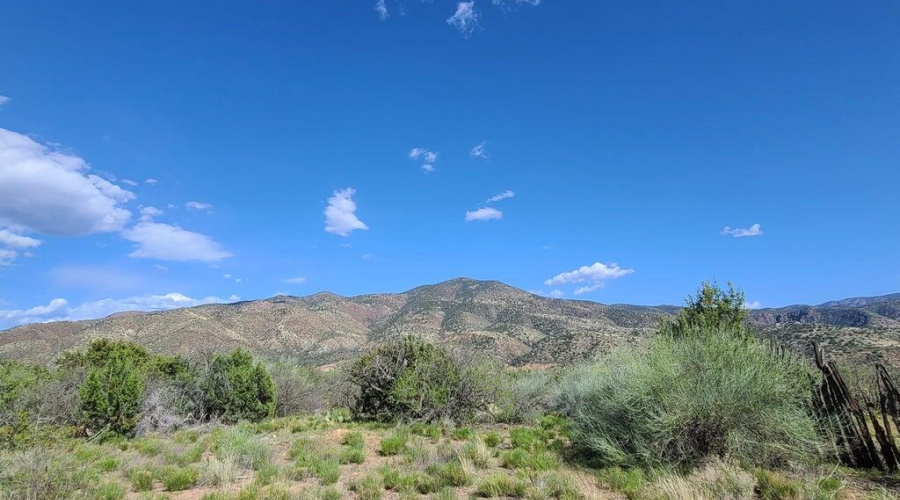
left=567, top=326, right=823, bottom=468
left=662, top=281, right=747, bottom=338
left=203, top=349, right=276, bottom=423
left=348, top=335, right=496, bottom=422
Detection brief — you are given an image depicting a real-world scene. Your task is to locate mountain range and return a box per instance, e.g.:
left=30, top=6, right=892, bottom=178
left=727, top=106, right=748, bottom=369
left=1, top=278, right=898, bottom=369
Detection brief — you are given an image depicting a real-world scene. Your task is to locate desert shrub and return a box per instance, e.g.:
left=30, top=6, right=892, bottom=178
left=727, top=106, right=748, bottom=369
left=753, top=469, right=803, bottom=500
left=78, top=352, right=146, bottom=435
left=349, top=473, right=384, bottom=500
left=459, top=438, right=493, bottom=467
left=495, top=368, right=561, bottom=423
left=93, top=481, right=127, bottom=500
left=474, top=473, right=528, bottom=498
left=128, top=468, right=155, bottom=491
left=348, top=335, right=497, bottom=422
left=661, top=281, right=747, bottom=338
left=0, top=361, right=50, bottom=448
left=214, top=428, right=272, bottom=470
left=0, top=448, right=97, bottom=500
left=339, top=446, right=366, bottom=464
left=645, top=459, right=755, bottom=500
left=204, top=349, right=276, bottom=423
left=596, top=467, right=646, bottom=499
left=268, top=362, right=327, bottom=417
left=568, top=326, right=823, bottom=468
left=482, top=431, right=502, bottom=448
left=159, top=465, right=198, bottom=491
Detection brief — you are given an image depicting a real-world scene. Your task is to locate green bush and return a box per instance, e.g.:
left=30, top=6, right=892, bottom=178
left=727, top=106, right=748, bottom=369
left=661, top=281, right=747, bottom=338
left=78, top=353, right=145, bottom=435
left=474, top=473, right=527, bottom=498
left=159, top=465, right=198, bottom=491
left=204, top=349, right=277, bottom=423
left=568, top=326, right=823, bottom=468
left=348, top=335, right=497, bottom=422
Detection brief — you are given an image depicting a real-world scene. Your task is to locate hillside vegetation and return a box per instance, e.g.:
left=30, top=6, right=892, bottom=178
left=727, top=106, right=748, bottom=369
left=1, top=278, right=899, bottom=370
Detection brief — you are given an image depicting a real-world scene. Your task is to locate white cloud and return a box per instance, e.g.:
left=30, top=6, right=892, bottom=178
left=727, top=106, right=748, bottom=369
left=0, top=293, right=239, bottom=329
left=0, top=128, right=134, bottom=236
left=544, top=261, right=635, bottom=294
left=0, top=96, right=10, bottom=106
left=121, top=179, right=138, bottom=186
left=122, top=221, right=232, bottom=262
left=185, top=201, right=213, bottom=211
left=282, top=277, right=307, bottom=284
left=139, top=206, right=164, bottom=221
left=223, top=273, right=232, bottom=279
left=465, top=207, right=503, bottom=221
left=493, top=0, right=541, bottom=6
left=529, top=289, right=564, bottom=298
left=324, top=188, right=369, bottom=236
left=0, top=229, right=41, bottom=250
left=721, top=223, right=763, bottom=238
left=0, top=298, right=68, bottom=325
left=469, top=141, right=489, bottom=159
left=0, top=249, right=17, bottom=266
left=486, top=190, right=514, bottom=203
left=574, top=284, right=602, bottom=295
left=409, top=147, right=438, bottom=163
left=154, top=264, right=168, bottom=272
left=375, top=0, right=389, bottom=20
left=744, top=300, right=762, bottom=310
left=409, top=147, right=438, bottom=172
left=144, top=178, right=158, bottom=185
left=447, top=2, right=480, bottom=37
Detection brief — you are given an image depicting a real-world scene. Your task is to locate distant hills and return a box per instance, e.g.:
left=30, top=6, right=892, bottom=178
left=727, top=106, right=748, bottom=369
left=1, top=278, right=898, bottom=369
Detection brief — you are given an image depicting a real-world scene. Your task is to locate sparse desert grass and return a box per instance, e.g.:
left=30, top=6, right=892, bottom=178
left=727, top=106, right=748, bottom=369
left=0, top=414, right=892, bottom=500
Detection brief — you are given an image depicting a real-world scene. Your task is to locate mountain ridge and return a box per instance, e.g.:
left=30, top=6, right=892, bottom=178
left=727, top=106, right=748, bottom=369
left=2, top=277, right=898, bottom=368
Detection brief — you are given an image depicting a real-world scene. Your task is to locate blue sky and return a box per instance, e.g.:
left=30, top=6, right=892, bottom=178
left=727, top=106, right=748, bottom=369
left=1, top=0, right=898, bottom=327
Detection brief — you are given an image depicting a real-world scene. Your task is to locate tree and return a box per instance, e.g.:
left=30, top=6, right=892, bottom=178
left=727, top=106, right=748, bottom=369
left=662, top=281, right=747, bottom=338
left=78, top=354, right=145, bottom=435
left=348, top=335, right=497, bottom=422
left=203, top=349, right=276, bottom=423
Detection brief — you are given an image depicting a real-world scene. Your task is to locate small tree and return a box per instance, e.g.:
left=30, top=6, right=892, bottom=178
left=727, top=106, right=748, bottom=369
left=78, top=354, right=145, bottom=435
left=662, top=281, right=747, bottom=337
left=203, top=349, right=276, bottom=423
left=348, top=335, right=496, bottom=422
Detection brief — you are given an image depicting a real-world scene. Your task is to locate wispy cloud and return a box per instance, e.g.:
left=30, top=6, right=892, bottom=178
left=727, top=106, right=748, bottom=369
left=139, top=206, right=164, bottom=222
left=465, top=207, right=503, bottom=222
left=486, top=190, right=514, bottom=203
left=0, top=229, right=41, bottom=250
left=447, top=2, right=480, bottom=37
left=721, top=223, right=763, bottom=238
left=469, top=141, right=489, bottom=159
left=324, top=188, right=369, bottom=236
left=544, top=261, right=634, bottom=295
left=744, top=300, right=762, bottom=309
left=122, top=221, right=232, bottom=262
left=0, top=96, right=10, bottom=106
left=375, top=0, right=389, bottom=20
left=120, top=179, right=138, bottom=186
left=409, top=147, right=438, bottom=172
left=282, top=277, right=307, bottom=284
left=144, top=178, right=158, bottom=185
left=185, top=201, right=213, bottom=211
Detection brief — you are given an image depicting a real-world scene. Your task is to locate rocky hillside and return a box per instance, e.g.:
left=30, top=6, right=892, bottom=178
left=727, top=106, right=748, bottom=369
left=1, top=278, right=898, bottom=368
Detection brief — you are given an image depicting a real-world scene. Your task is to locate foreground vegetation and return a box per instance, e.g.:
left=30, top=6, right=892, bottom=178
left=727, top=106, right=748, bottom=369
left=1, top=282, right=898, bottom=499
